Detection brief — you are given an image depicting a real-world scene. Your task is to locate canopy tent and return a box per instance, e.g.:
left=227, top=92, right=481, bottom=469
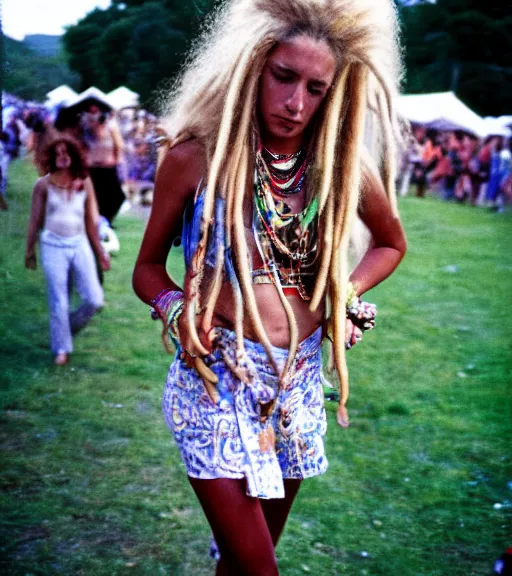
left=54, top=87, right=113, bottom=131
left=45, top=85, right=78, bottom=107
left=497, top=116, right=512, bottom=128
left=107, top=86, right=140, bottom=110
left=481, top=117, right=512, bottom=138
left=65, top=86, right=113, bottom=113
left=399, top=91, right=488, bottom=138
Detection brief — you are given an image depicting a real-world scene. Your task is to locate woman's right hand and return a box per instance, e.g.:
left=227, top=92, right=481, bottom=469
left=98, top=250, right=111, bottom=271
left=25, top=250, right=37, bottom=270
left=176, top=305, right=220, bottom=402
left=177, top=306, right=215, bottom=366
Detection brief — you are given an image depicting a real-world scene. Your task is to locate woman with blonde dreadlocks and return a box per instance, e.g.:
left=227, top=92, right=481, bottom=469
left=133, top=0, right=407, bottom=573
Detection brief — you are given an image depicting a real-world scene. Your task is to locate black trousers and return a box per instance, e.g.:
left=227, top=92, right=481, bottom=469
left=89, top=166, right=126, bottom=224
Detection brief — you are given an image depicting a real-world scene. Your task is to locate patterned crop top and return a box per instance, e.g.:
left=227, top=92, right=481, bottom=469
left=181, top=185, right=319, bottom=299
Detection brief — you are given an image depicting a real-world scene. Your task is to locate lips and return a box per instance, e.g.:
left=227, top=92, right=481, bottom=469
left=274, top=115, right=301, bottom=126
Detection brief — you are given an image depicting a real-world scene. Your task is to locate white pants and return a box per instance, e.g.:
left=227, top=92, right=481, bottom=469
left=40, top=230, right=104, bottom=355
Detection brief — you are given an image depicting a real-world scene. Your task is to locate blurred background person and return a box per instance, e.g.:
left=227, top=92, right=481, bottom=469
left=0, top=131, right=9, bottom=210
left=82, top=104, right=126, bottom=225
left=25, top=133, right=110, bottom=366
left=0, top=112, right=23, bottom=209
left=486, top=137, right=511, bottom=211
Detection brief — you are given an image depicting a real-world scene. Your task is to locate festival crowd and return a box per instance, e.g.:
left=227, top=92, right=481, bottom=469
left=400, top=126, right=512, bottom=212
left=1, top=91, right=160, bottom=366
left=1, top=90, right=509, bottom=368
left=3, top=92, right=511, bottom=216
left=1, top=92, right=159, bottom=215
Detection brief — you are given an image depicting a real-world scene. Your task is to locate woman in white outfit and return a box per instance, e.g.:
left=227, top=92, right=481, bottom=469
left=25, top=133, right=110, bottom=365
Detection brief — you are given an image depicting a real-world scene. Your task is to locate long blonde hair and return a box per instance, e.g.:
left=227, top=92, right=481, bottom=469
left=160, top=0, right=403, bottom=423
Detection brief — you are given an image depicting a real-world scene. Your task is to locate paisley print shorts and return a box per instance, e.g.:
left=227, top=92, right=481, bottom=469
left=162, top=327, right=328, bottom=499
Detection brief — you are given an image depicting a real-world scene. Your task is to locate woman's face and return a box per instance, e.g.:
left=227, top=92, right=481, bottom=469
left=55, top=142, right=72, bottom=170
left=86, top=105, right=103, bottom=126
left=258, top=34, right=337, bottom=153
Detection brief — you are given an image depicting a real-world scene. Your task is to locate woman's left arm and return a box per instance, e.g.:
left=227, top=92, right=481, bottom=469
left=84, top=177, right=111, bottom=271
left=349, top=165, right=407, bottom=296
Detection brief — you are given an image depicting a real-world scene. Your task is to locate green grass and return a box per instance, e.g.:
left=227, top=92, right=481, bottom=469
left=1, top=159, right=511, bottom=575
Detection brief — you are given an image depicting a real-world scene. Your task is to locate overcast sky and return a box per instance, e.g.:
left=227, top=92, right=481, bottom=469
left=2, top=0, right=112, bottom=41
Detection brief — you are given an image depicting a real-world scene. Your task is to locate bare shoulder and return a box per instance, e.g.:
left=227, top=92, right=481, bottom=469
left=33, top=175, right=49, bottom=198
left=157, top=138, right=207, bottom=198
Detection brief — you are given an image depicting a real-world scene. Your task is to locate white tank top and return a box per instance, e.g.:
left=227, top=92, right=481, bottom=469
left=44, top=182, right=87, bottom=238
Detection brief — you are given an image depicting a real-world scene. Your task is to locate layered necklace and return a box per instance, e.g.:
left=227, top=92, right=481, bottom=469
left=253, top=143, right=319, bottom=300
left=259, top=146, right=308, bottom=196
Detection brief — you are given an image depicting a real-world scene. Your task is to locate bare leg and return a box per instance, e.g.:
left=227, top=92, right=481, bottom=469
left=261, top=479, right=302, bottom=546
left=189, top=477, right=281, bottom=576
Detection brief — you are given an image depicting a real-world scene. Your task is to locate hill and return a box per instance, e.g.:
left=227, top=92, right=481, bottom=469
left=24, top=34, right=62, bottom=57
left=2, top=34, right=79, bottom=102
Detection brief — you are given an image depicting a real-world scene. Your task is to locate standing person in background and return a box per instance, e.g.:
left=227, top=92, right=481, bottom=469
left=493, top=138, right=511, bottom=213
left=133, top=0, right=407, bottom=573
left=25, top=133, right=110, bottom=366
left=410, top=126, right=428, bottom=198
left=455, top=134, right=475, bottom=203
left=0, top=132, right=9, bottom=210
left=466, top=136, right=483, bottom=206
left=1, top=114, right=22, bottom=209
left=486, top=137, right=511, bottom=211
left=83, top=105, right=126, bottom=224
left=25, top=109, right=50, bottom=175
left=441, top=133, right=462, bottom=201
left=476, top=136, right=494, bottom=205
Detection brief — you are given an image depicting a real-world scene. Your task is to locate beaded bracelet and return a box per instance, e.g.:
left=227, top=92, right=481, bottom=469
left=150, top=289, right=184, bottom=349
left=346, top=282, right=377, bottom=332
left=167, top=299, right=184, bottom=349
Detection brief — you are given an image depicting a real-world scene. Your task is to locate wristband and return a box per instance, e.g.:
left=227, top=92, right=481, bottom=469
left=167, top=299, right=184, bottom=349
left=150, top=289, right=182, bottom=319
left=346, top=295, right=377, bottom=331
left=345, top=282, right=376, bottom=331
left=150, top=289, right=184, bottom=349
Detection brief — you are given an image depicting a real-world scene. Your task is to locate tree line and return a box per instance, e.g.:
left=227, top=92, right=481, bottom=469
left=4, top=0, right=512, bottom=116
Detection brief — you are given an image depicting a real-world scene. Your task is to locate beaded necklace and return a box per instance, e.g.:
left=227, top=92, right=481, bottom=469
left=260, top=146, right=308, bottom=196
left=253, top=145, right=319, bottom=300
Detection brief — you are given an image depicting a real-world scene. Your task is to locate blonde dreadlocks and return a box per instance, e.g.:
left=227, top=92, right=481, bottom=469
left=158, top=0, right=403, bottom=425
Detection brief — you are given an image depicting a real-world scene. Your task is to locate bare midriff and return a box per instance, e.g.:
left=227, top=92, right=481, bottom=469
left=202, top=270, right=325, bottom=349
left=187, top=165, right=324, bottom=348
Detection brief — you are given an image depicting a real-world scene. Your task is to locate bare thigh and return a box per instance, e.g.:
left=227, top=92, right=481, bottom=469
left=189, top=477, right=301, bottom=576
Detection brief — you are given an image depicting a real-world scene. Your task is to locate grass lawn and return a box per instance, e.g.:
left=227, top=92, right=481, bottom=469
left=1, top=159, right=511, bottom=575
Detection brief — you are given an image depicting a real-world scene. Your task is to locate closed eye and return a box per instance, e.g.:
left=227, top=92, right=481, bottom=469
left=308, top=85, right=324, bottom=96
left=272, top=69, right=294, bottom=84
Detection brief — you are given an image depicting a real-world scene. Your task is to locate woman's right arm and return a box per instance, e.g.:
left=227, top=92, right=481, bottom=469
left=132, top=139, right=205, bottom=305
left=25, top=178, right=47, bottom=269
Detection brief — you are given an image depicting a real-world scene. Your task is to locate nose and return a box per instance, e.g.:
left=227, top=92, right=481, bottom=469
left=285, top=84, right=305, bottom=116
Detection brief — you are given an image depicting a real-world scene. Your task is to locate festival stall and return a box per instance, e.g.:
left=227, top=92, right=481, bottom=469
left=45, top=85, right=78, bottom=107
left=107, top=86, right=140, bottom=110
left=399, top=91, right=487, bottom=137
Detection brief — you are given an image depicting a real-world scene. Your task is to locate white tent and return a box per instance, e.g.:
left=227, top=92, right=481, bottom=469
left=107, top=86, right=140, bottom=110
left=497, top=115, right=512, bottom=128
left=481, top=117, right=512, bottom=138
left=64, top=86, right=113, bottom=112
left=46, top=85, right=78, bottom=106
left=399, top=91, right=487, bottom=138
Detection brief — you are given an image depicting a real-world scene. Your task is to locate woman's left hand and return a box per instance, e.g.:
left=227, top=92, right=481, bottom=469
left=345, top=319, right=363, bottom=350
